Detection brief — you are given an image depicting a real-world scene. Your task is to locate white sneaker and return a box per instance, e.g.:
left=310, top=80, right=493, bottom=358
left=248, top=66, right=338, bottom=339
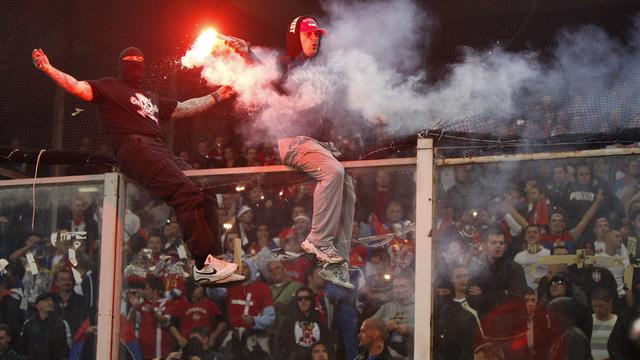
left=301, top=240, right=344, bottom=264
left=215, top=272, right=246, bottom=284
left=0, top=258, right=8, bottom=277
left=319, top=262, right=354, bottom=289
left=193, top=255, right=239, bottom=284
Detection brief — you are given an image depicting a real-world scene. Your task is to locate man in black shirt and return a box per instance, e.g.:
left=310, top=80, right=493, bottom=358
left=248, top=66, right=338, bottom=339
left=32, top=46, right=242, bottom=285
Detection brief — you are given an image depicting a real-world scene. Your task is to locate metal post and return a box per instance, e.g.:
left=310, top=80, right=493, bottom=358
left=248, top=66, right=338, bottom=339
left=414, top=138, right=434, bottom=359
left=96, top=172, right=122, bottom=360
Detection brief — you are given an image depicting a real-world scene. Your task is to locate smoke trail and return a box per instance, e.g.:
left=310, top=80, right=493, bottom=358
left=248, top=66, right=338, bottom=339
left=182, top=0, right=640, bottom=143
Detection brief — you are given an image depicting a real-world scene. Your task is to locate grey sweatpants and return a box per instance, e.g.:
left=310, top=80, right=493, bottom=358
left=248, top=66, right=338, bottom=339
left=278, top=136, right=356, bottom=259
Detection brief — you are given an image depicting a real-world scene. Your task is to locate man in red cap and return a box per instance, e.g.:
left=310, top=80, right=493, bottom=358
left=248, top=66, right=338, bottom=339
left=32, top=47, right=243, bottom=285
left=227, top=16, right=356, bottom=290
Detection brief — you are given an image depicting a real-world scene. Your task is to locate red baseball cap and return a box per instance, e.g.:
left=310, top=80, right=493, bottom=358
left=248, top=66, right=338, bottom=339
left=299, top=18, right=327, bottom=35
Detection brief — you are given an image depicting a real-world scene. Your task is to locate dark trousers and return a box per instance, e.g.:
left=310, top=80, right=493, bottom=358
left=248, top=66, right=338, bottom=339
left=116, top=135, right=220, bottom=265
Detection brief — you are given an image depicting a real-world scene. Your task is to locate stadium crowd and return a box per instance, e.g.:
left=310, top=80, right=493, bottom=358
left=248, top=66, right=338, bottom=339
left=435, top=155, right=640, bottom=360
left=0, top=131, right=415, bottom=360
left=3, top=132, right=640, bottom=359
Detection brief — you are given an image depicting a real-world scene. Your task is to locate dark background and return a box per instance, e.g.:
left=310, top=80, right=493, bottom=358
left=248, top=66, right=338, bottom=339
left=1, top=0, right=639, bottom=176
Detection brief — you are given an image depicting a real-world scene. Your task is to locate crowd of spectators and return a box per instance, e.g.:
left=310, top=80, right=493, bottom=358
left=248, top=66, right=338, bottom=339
left=435, top=156, right=640, bottom=360
left=6, top=134, right=640, bottom=359
left=0, top=147, right=416, bottom=359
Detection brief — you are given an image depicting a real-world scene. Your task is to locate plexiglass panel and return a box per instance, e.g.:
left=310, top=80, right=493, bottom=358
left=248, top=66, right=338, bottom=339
left=0, top=181, right=104, bottom=359
left=433, top=154, right=640, bottom=360
left=119, top=164, right=417, bottom=359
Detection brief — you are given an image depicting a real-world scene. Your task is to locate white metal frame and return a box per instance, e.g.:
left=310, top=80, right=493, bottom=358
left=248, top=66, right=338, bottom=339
left=97, top=173, right=122, bottom=360
left=415, top=138, right=434, bottom=359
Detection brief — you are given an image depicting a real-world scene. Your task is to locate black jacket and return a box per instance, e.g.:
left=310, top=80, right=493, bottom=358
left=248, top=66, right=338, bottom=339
left=435, top=297, right=480, bottom=360
left=52, top=292, right=89, bottom=337
left=19, top=313, right=70, bottom=360
left=0, top=291, right=24, bottom=351
left=354, top=345, right=405, bottom=360
left=0, top=348, right=23, bottom=360
left=468, top=255, right=528, bottom=339
left=608, top=306, right=640, bottom=360
left=548, top=326, right=593, bottom=360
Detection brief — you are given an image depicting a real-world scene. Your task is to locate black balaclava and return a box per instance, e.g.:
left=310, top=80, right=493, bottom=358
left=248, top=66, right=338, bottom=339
left=286, top=15, right=322, bottom=63
left=118, top=47, right=145, bottom=88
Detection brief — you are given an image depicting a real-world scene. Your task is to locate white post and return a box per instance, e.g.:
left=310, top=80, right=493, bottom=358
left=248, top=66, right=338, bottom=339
left=96, top=172, right=122, bottom=360
left=414, top=138, right=434, bottom=359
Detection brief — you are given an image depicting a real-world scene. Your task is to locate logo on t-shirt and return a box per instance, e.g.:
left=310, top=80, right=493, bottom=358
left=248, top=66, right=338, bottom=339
left=294, top=321, right=320, bottom=347
left=130, top=93, right=159, bottom=123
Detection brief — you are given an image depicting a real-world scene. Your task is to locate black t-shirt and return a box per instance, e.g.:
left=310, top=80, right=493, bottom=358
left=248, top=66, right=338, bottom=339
left=87, top=78, right=178, bottom=142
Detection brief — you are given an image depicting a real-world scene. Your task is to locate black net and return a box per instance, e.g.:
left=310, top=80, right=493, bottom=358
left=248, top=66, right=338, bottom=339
left=2, top=0, right=640, bottom=174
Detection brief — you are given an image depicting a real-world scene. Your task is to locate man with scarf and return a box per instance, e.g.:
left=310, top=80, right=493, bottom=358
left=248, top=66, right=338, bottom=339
left=31, top=47, right=242, bottom=285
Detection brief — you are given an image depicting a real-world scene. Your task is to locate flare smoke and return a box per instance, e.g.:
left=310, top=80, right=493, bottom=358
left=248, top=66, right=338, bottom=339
left=182, top=0, right=640, bottom=142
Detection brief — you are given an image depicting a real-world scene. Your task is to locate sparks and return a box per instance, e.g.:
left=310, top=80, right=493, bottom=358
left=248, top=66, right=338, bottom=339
left=181, top=28, right=225, bottom=68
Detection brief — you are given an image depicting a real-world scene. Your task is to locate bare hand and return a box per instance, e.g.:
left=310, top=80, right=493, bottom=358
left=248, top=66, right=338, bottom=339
left=469, top=285, right=482, bottom=296
left=214, top=86, right=235, bottom=101
left=240, top=314, right=254, bottom=325
left=223, top=35, right=250, bottom=56
left=166, top=351, right=182, bottom=360
left=177, top=336, right=188, bottom=348
left=127, top=292, right=140, bottom=307
left=595, top=189, right=605, bottom=203
left=32, top=48, right=50, bottom=72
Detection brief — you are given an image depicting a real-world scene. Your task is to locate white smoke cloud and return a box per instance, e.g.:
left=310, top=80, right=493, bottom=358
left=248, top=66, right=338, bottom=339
left=182, top=0, right=640, bottom=145
left=320, top=0, right=429, bottom=73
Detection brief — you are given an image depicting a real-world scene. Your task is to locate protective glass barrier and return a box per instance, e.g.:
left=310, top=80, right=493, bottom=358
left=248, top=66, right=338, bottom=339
left=119, top=163, right=417, bottom=360
left=433, top=153, right=640, bottom=360
left=0, top=181, right=104, bottom=359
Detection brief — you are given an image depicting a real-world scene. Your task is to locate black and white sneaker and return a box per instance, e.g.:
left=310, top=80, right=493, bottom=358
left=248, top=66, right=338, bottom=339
left=319, top=262, right=355, bottom=289
left=193, top=255, right=240, bottom=284
left=301, top=240, right=344, bottom=264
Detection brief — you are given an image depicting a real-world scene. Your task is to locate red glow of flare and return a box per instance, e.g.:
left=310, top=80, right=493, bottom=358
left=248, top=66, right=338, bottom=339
left=187, top=27, right=234, bottom=63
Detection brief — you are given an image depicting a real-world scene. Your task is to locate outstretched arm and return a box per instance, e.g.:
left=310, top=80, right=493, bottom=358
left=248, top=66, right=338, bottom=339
left=32, top=48, right=93, bottom=101
left=170, top=85, right=235, bottom=120
left=223, top=35, right=261, bottom=65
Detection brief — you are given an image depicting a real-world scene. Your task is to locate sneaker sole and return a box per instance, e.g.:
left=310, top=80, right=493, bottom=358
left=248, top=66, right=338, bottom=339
left=319, top=269, right=355, bottom=289
left=197, top=273, right=245, bottom=287
left=301, top=241, right=344, bottom=264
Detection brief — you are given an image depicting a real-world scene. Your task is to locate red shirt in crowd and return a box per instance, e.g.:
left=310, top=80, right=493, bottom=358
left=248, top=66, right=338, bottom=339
left=171, top=296, right=221, bottom=337
left=226, top=281, right=273, bottom=330
left=137, top=298, right=180, bottom=360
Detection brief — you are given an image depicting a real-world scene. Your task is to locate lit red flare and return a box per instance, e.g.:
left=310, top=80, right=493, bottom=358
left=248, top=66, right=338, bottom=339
left=181, top=28, right=226, bottom=66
